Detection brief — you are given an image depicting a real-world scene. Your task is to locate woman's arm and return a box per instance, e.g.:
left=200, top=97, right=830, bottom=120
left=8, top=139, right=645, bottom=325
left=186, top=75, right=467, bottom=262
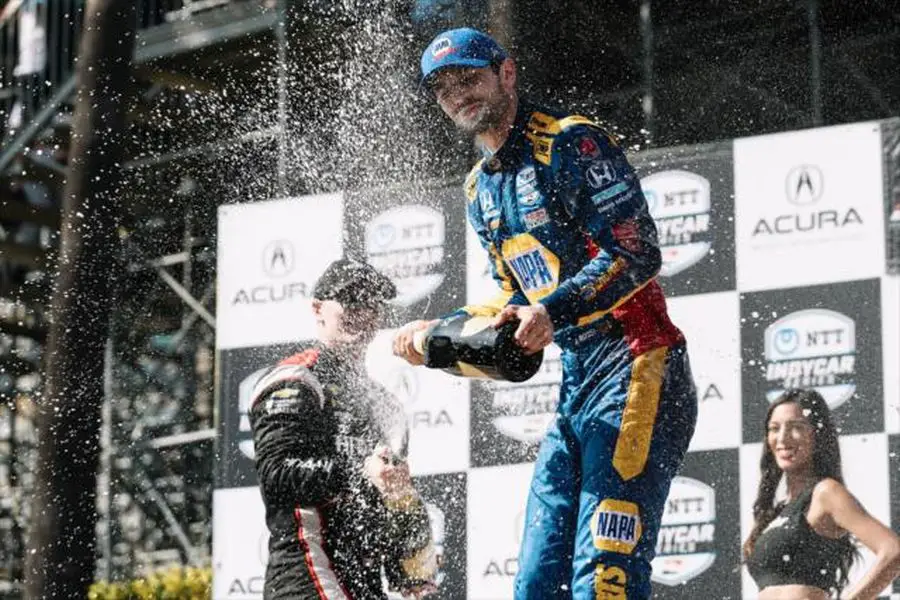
left=816, top=479, right=900, bottom=600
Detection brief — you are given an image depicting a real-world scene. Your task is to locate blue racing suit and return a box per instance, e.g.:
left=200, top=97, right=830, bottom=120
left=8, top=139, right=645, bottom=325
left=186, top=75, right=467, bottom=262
left=460, top=102, right=698, bottom=599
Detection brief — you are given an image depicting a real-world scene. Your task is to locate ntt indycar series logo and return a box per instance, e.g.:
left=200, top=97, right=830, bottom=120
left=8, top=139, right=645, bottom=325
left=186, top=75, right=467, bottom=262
left=763, top=309, right=856, bottom=408
left=366, top=205, right=446, bottom=307
left=640, top=170, right=712, bottom=277
left=651, top=476, right=717, bottom=586
left=489, top=345, right=562, bottom=444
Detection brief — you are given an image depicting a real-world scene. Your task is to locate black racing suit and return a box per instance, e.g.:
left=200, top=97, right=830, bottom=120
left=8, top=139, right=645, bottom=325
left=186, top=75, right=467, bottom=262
left=249, top=343, right=435, bottom=600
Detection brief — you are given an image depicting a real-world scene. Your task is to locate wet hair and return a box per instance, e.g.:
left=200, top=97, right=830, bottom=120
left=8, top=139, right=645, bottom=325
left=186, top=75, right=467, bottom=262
left=742, top=389, right=858, bottom=590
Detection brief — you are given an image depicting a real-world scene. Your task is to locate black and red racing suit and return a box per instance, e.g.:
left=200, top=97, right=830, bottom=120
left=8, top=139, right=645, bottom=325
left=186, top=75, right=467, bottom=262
left=249, top=344, right=434, bottom=600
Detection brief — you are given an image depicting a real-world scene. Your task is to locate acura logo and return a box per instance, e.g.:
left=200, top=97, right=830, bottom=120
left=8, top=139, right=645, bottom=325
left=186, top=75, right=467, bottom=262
left=785, top=165, right=824, bottom=206
left=389, top=366, right=418, bottom=405
left=262, top=240, right=295, bottom=278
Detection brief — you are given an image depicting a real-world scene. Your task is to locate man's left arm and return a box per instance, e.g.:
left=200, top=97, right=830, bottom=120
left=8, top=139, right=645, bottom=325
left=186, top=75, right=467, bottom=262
left=538, top=124, right=662, bottom=329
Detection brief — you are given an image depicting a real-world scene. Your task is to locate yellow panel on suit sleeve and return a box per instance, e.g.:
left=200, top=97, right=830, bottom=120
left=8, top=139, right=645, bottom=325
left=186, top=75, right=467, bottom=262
left=501, top=233, right=561, bottom=303
left=465, top=159, right=484, bottom=202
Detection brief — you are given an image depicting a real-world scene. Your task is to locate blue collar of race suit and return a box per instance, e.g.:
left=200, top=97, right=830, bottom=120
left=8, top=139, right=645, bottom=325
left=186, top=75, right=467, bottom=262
left=480, top=100, right=540, bottom=173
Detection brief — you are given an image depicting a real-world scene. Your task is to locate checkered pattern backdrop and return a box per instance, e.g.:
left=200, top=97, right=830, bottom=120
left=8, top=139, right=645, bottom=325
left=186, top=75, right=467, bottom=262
left=212, top=119, right=900, bottom=600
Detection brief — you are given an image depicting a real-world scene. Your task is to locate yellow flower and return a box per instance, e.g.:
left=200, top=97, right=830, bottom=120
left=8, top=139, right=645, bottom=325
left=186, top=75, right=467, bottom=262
left=90, top=565, right=213, bottom=599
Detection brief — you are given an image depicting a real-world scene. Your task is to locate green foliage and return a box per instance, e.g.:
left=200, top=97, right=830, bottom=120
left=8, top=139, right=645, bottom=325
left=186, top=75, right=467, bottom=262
left=88, top=566, right=212, bottom=600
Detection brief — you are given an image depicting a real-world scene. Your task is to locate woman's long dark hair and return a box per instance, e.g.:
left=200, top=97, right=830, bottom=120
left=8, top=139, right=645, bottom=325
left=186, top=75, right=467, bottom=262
left=742, top=389, right=858, bottom=591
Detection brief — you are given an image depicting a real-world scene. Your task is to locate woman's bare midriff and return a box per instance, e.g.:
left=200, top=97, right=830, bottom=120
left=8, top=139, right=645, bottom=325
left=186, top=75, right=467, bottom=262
left=758, top=584, right=830, bottom=600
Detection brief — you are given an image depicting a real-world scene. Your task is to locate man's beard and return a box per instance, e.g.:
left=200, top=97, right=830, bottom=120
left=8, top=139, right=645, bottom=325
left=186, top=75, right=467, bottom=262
left=454, top=94, right=509, bottom=135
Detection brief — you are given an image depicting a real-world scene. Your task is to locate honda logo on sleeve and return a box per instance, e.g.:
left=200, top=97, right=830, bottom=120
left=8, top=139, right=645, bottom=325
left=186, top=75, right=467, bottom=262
left=586, top=160, right=616, bottom=189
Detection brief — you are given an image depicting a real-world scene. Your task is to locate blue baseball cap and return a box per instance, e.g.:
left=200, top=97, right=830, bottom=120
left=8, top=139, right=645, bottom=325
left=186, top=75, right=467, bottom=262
left=420, top=28, right=508, bottom=86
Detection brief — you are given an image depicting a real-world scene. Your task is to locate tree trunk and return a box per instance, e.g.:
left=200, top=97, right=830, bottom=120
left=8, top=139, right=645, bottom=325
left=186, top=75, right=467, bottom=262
left=23, top=1, right=135, bottom=597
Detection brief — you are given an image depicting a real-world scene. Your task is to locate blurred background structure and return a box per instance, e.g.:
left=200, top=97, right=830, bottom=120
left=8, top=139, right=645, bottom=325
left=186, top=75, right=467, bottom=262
left=0, top=0, right=897, bottom=595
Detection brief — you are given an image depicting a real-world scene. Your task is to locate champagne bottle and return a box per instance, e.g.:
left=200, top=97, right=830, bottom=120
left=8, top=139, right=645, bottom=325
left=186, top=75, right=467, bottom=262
left=412, top=313, right=543, bottom=383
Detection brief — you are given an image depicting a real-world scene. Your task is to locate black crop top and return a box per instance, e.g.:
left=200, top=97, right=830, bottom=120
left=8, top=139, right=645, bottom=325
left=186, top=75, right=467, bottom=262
left=747, top=483, right=848, bottom=593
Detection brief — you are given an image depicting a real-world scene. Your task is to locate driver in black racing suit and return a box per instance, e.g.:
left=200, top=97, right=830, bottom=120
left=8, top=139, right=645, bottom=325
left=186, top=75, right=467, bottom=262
left=249, top=258, right=436, bottom=599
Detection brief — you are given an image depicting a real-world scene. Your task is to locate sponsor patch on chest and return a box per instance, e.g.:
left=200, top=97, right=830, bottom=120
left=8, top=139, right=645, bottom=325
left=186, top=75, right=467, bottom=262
left=507, top=248, right=554, bottom=292
left=516, top=166, right=543, bottom=207
left=522, top=207, right=550, bottom=230
left=578, top=135, right=601, bottom=160
left=501, top=234, right=561, bottom=300
left=517, top=166, right=537, bottom=186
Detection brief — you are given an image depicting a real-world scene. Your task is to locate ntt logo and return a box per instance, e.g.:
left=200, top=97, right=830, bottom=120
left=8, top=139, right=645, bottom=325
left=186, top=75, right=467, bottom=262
left=763, top=309, right=857, bottom=409
left=651, top=476, right=717, bottom=586
left=365, top=205, right=446, bottom=307
left=640, top=170, right=712, bottom=277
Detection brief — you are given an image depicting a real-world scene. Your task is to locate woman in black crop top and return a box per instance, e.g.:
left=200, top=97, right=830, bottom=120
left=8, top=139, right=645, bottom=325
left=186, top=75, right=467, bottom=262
left=743, top=389, right=900, bottom=599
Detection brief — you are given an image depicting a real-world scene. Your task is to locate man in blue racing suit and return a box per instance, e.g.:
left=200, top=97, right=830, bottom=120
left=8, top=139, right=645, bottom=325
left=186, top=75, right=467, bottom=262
left=392, top=28, right=698, bottom=599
